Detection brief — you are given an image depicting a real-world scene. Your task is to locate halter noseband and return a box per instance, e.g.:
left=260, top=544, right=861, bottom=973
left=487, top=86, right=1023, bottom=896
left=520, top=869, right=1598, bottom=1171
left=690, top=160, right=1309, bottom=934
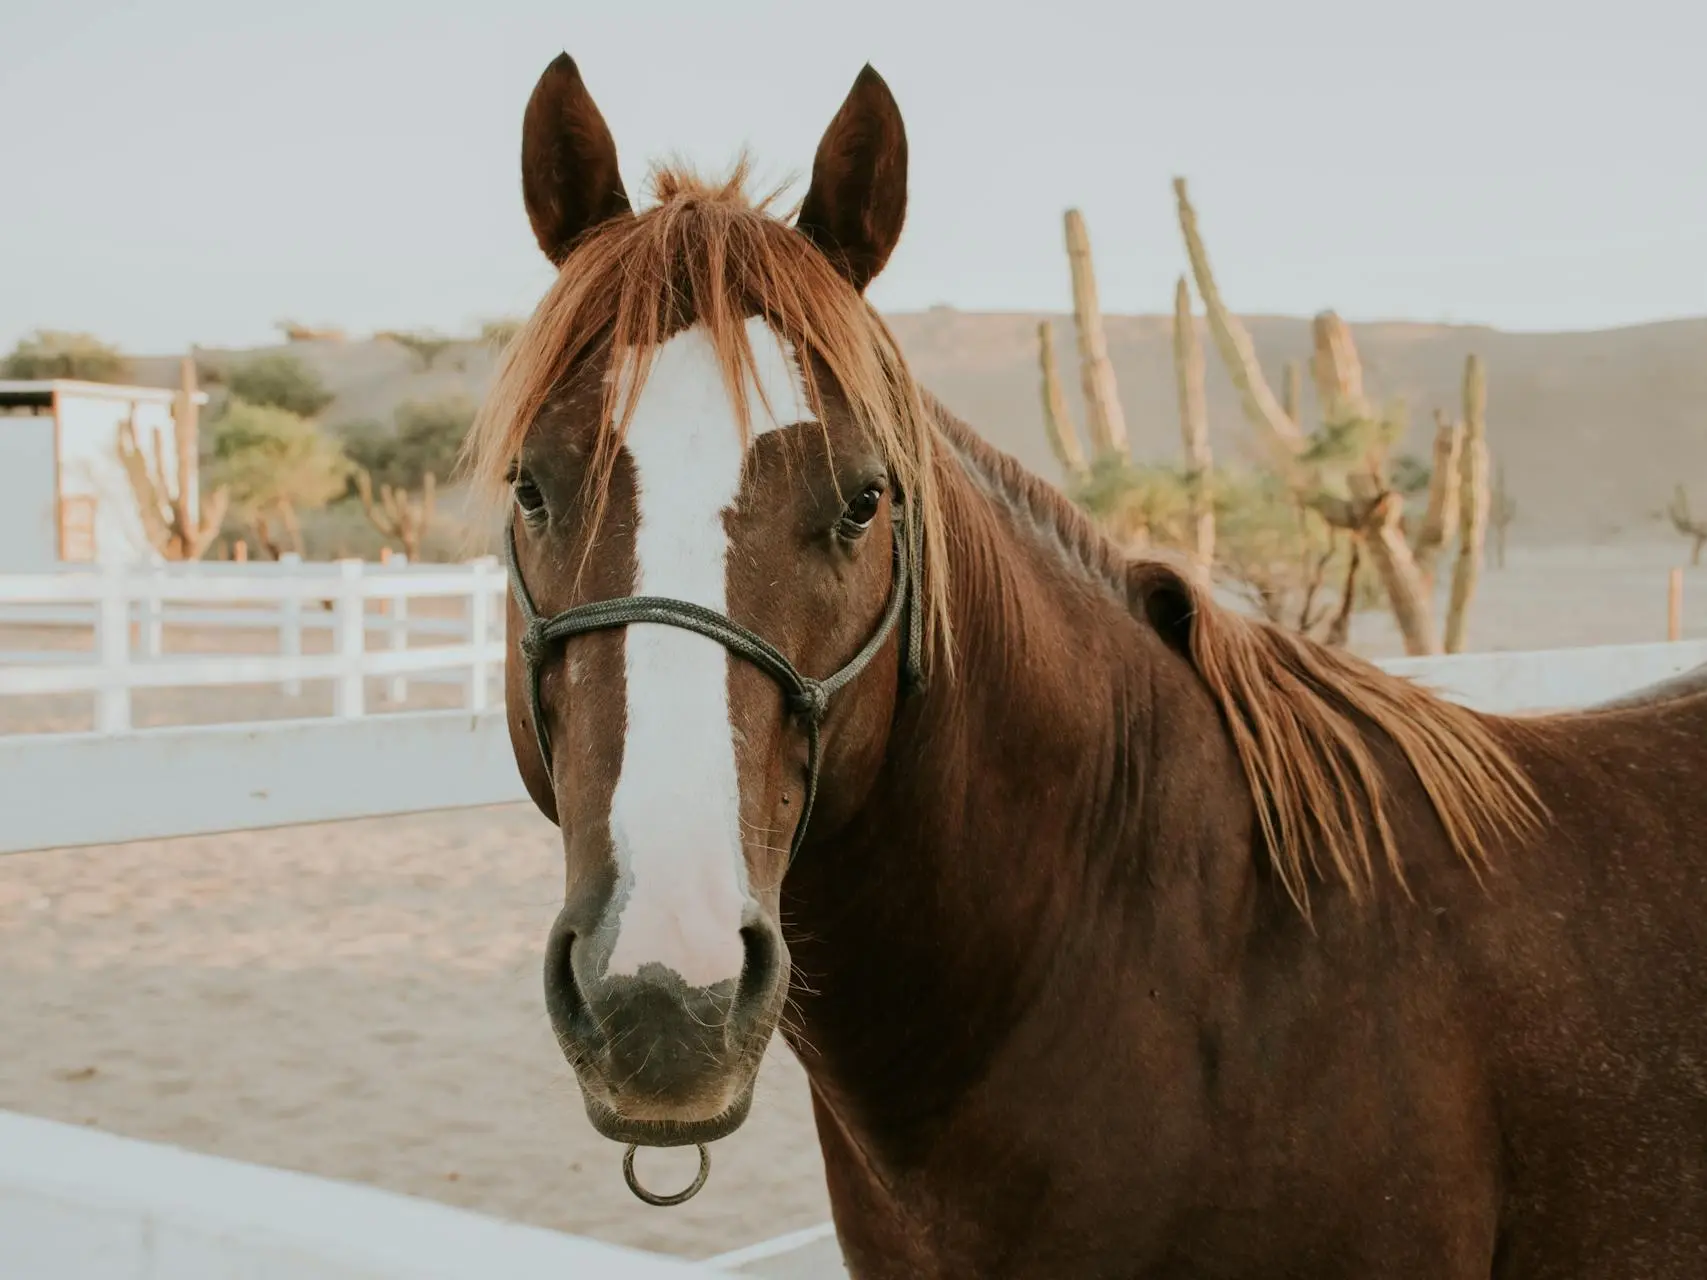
left=503, top=502, right=924, bottom=868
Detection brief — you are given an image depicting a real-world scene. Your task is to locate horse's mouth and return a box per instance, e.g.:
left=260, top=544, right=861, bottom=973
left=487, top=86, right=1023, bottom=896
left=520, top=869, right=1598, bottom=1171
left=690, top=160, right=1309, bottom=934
left=578, top=1076, right=757, bottom=1147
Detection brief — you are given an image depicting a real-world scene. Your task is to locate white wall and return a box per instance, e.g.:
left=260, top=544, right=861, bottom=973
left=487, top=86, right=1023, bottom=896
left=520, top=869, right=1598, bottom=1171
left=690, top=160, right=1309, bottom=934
left=55, top=389, right=185, bottom=566
left=0, top=413, right=58, bottom=570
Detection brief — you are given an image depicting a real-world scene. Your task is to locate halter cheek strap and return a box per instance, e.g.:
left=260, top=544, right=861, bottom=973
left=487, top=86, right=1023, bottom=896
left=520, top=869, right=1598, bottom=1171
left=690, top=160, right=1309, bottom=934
left=504, top=503, right=924, bottom=867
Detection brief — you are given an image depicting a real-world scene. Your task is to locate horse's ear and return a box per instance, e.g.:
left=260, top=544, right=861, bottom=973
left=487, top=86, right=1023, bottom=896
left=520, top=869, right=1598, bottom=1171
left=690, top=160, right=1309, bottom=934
left=521, top=53, right=631, bottom=266
left=795, top=65, right=908, bottom=293
left=1129, top=561, right=1200, bottom=659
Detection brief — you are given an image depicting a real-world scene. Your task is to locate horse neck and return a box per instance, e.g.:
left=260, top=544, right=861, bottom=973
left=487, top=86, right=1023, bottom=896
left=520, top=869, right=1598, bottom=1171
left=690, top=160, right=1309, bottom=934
left=783, top=430, right=1254, bottom=1141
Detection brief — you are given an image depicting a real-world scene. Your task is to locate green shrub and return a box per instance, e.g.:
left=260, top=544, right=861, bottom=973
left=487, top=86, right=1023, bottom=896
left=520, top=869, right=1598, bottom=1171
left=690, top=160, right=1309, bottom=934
left=225, top=353, right=334, bottom=418
left=2, top=330, right=132, bottom=382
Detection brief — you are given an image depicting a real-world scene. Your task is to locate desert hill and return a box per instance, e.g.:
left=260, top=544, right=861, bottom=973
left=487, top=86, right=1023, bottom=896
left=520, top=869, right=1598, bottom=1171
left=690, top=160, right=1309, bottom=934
left=141, top=311, right=1707, bottom=545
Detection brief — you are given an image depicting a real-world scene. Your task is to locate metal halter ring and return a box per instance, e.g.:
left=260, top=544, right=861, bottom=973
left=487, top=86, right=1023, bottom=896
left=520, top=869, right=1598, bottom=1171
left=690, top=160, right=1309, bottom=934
left=622, top=1142, right=711, bottom=1207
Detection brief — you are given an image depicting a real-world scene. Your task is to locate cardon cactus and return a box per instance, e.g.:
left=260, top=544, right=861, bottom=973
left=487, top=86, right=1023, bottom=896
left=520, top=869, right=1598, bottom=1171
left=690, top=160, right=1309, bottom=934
left=357, top=469, right=436, bottom=560
left=1062, top=209, right=1129, bottom=461
left=1036, top=320, right=1088, bottom=480
left=1444, top=354, right=1491, bottom=652
left=1172, top=275, right=1215, bottom=577
left=115, top=356, right=228, bottom=560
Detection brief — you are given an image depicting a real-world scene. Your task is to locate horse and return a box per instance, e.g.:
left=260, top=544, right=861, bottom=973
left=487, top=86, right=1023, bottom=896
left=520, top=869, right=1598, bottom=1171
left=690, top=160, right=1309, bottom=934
left=466, top=53, right=1707, bottom=1278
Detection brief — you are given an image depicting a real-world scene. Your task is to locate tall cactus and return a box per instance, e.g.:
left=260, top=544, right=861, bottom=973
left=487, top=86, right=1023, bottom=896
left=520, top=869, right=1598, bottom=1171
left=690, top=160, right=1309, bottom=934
left=1173, top=178, right=1302, bottom=464
left=1489, top=460, right=1516, bottom=569
left=115, top=356, right=228, bottom=560
left=1444, top=354, right=1491, bottom=652
left=1281, top=360, right=1303, bottom=427
left=1173, top=177, right=1440, bottom=654
left=1310, top=312, right=1370, bottom=421
left=1037, top=320, right=1088, bottom=479
left=356, top=469, right=435, bottom=560
left=1062, top=209, right=1129, bottom=460
left=1172, top=276, right=1215, bottom=577
left=1413, top=409, right=1464, bottom=586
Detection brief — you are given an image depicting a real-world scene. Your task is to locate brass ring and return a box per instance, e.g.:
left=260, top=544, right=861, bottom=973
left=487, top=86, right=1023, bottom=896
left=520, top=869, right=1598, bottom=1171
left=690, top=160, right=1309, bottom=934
left=622, top=1142, right=710, bottom=1207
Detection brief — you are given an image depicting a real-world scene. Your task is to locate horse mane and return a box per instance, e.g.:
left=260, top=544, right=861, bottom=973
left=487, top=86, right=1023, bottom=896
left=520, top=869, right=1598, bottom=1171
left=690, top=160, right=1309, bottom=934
left=464, top=157, right=953, bottom=661
left=927, top=399, right=1542, bottom=913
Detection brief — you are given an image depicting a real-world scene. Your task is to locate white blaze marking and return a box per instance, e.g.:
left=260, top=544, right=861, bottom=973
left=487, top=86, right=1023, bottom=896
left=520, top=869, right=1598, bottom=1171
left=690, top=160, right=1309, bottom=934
left=604, top=317, right=809, bottom=988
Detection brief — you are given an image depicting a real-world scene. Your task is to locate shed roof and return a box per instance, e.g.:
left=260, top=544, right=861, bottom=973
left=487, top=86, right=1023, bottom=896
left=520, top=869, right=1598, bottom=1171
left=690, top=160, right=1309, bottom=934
left=0, top=380, right=210, bottom=411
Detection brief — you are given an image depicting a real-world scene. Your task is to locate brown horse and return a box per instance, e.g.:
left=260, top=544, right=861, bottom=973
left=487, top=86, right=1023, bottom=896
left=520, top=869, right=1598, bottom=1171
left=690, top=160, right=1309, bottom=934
left=469, top=53, right=1707, bottom=1278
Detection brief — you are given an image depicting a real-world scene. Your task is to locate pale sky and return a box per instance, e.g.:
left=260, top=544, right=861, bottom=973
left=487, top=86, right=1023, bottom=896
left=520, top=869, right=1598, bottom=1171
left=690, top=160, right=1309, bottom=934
left=3, top=0, right=1702, bottom=354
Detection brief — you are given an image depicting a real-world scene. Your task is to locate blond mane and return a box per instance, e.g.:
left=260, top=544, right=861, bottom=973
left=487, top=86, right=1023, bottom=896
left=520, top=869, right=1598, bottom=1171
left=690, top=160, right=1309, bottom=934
left=465, top=158, right=952, bottom=661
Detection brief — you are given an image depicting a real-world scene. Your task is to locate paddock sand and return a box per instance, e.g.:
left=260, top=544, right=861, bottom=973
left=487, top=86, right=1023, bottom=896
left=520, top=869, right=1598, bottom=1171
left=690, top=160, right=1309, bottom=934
left=1, top=540, right=1703, bottom=1262
left=0, top=806, right=832, bottom=1261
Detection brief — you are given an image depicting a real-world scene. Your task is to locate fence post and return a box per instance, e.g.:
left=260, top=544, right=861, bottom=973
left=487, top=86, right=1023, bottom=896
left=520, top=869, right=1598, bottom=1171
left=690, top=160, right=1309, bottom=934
left=279, top=552, right=304, bottom=697
left=388, top=554, right=409, bottom=704
left=1669, top=567, right=1684, bottom=642
left=95, top=560, right=131, bottom=733
left=466, top=557, right=496, bottom=712
left=141, top=554, right=165, bottom=659
left=333, top=559, right=365, bottom=719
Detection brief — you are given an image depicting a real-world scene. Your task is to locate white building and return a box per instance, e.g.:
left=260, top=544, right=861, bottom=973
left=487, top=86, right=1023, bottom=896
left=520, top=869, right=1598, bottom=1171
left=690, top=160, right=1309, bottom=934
left=0, top=379, right=210, bottom=571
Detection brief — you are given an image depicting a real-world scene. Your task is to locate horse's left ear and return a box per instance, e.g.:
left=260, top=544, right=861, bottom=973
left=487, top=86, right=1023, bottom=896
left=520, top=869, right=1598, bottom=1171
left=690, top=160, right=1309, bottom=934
left=521, top=53, right=632, bottom=266
left=795, top=65, right=908, bottom=293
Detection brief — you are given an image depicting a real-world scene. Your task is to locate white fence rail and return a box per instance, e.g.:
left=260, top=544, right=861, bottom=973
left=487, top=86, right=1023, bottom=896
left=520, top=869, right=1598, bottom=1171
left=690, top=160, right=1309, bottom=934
left=0, top=556, right=507, bottom=730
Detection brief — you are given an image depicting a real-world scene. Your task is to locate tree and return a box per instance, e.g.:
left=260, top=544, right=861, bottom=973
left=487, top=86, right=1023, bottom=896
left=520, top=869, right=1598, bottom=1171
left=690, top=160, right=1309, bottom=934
left=203, top=398, right=349, bottom=558
left=378, top=329, right=454, bottom=370
left=3, top=330, right=132, bottom=382
left=225, top=353, right=334, bottom=418
left=340, top=395, right=473, bottom=490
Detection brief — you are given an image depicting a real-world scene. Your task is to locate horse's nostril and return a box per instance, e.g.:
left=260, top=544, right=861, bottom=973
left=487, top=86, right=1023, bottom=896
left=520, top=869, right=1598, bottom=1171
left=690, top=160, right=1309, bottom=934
left=544, top=924, right=588, bottom=1036
left=738, top=923, right=781, bottom=1008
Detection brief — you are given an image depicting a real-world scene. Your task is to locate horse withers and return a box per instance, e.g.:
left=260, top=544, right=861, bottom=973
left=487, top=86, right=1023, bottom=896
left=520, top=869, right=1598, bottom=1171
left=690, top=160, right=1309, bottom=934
left=465, top=52, right=1707, bottom=1279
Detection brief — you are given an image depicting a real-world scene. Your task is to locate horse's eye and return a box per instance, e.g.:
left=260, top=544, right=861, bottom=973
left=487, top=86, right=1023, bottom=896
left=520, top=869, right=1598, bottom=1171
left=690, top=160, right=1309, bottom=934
left=839, top=482, right=885, bottom=536
left=512, top=470, right=547, bottom=518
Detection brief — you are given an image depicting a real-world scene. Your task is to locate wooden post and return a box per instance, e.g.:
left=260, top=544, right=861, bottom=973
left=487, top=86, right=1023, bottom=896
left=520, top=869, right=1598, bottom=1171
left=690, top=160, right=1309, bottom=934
left=333, top=559, right=365, bottom=719
left=1669, top=568, right=1684, bottom=642
left=279, top=551, right=304, bottom=697
left=233, top=539, right=249, bottom=563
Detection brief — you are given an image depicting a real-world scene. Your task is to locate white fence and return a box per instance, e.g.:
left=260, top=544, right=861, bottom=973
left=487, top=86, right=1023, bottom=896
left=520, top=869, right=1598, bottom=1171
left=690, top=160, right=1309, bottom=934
left=0, top=556, right=508, bottom=731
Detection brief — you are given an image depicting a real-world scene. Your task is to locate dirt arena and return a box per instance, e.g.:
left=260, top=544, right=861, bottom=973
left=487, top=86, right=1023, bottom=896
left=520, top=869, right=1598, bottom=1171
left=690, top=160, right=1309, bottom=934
left=1, top=539, right=1702, bottom=1262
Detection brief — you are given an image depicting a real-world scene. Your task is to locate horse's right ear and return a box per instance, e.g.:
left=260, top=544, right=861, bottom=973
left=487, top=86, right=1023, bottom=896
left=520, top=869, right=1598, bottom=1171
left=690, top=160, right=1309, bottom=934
left=521, top=53, right=631, bottom=266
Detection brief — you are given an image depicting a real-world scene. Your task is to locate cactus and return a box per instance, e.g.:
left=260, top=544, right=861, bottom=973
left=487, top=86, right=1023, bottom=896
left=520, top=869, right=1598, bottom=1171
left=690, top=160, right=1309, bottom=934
left=1282, top=361, right=1303, bottom=427
left=1489, top=459, right=1516, bottom=568
left=1172, top=276, right=1215, bottom=577
left=1037, top=321, right=1088, bottom=479
left=1062, top=210, right=1129, bottom=460
left=356, top=469, right=435, bottom=560
left=1172, top=177, right=1442, bottom=654
left=1413, top=409, right=1464, bottom=586
left=1670, top=485, right=1707, bottom=566
left=1444, top=355, right=1491, bottom=652
left=115, top=356, right=228, bottom=560
left=1309, top=312, right=1370, bottom=422
left=1173, top=178, right=1303, bottom=463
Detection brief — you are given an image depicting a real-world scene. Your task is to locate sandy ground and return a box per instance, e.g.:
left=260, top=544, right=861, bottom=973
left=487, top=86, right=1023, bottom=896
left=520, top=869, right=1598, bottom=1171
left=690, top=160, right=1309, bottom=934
left=0, top=806, right=832, bottom=1261
left=1, top=538, right=1703, bottom=1263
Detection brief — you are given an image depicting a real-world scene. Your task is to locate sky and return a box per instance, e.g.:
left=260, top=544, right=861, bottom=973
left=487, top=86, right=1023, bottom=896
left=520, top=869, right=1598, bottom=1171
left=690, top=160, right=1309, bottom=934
left=2, top=0, right=1702, bottom=354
